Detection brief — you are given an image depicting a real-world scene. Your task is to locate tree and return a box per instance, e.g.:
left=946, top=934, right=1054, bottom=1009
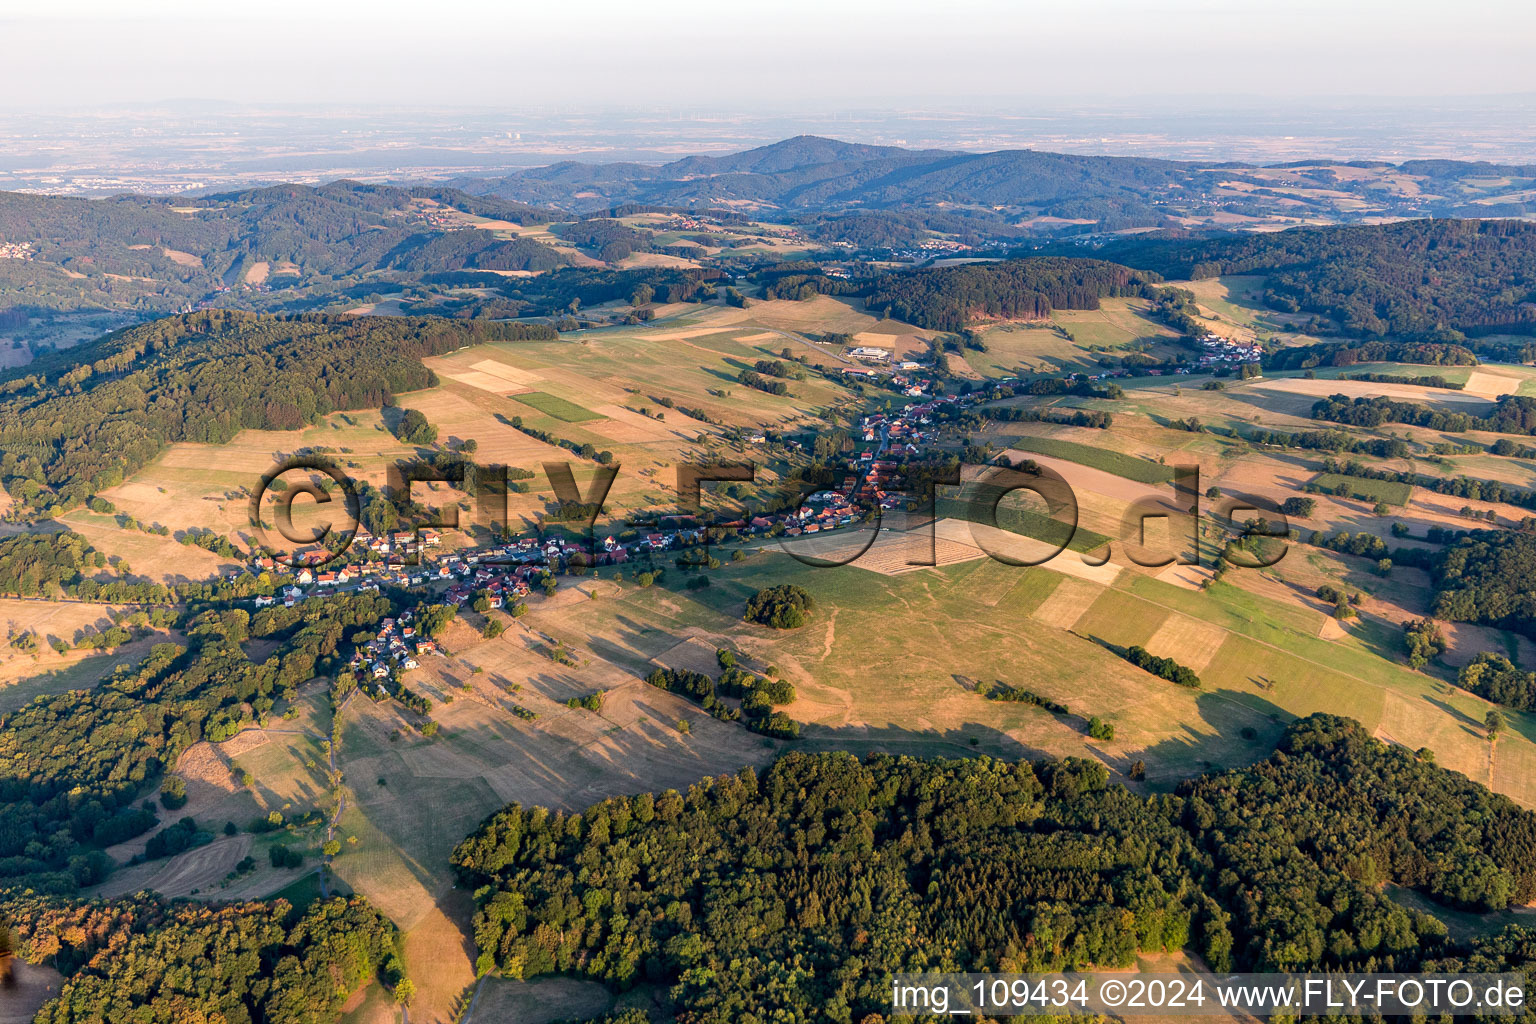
left=393, top=408, right=437, bottom=446
left=417, top=603, right=456, bottom=638
left=322, top=839, right=342, bottom=857
left=1486, top=709, right=1504, bottom=740
left=160, top=775, right=188, bottom=810
left=1403, top=618, right=1445, bottom=669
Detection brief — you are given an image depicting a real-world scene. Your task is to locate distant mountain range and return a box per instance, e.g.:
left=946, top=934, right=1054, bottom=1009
left=442, top=134, right=1536, bottom=227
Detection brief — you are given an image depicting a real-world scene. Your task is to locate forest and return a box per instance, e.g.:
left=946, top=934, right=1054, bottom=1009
left=0, top=892, right=406, bottom=1023
left=0, top=311, right=554, bottom=517
left=1098, top=219, right=1536, bottom=338
left=451, top=716, right=1536, bottom=1023
left=1432, top=530, right=1536, bottom=640
left=861, top=257, right=1160, bottom=332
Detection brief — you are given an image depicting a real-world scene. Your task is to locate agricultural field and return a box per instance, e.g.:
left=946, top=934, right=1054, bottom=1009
left=8, top=231, right=1536, bottom=1024
left=1000, top=434, right=1178, bottom=484
left=1050, top=297, right=1184, bottom=353
left=68, top=301, right=876, bottom=566
left=1312, top=472, right=1414, bottom=506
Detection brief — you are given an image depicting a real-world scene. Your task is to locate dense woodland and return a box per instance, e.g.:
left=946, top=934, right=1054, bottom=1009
left=1432, top=530, right=1536, bottom=641
left=0, top=311, right=554, bottom=516
left=0, top=892, right=405, bottom=1023
left=863, top=257, right=1160, bottom=332
left=452, top=716, right=1536, bottom=1023
left=1099, top=219, right=1536, bottom=338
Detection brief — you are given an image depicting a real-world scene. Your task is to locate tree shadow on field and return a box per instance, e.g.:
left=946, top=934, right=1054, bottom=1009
left=1422, top=693, right=1488, bottom=737
left=797, top=720, right=1052, bottom=764
left=1111, top=691, right=1293, bottom=791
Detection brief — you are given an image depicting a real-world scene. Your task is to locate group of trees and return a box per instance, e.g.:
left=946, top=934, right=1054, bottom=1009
left=1457, top=652, right=1536, bottom=711
left=451, top=716, right=1536, bottom=1022
left=1345, top=371, right=1464, bottom=390
left=555, top=218, right=655, bottom=264
left=744, top=584, right=814, bottom=629
left=0, top=893, right=406, bottom=1022
left=643, top=661, right=798, bottom=737
left=736, top=369, right=789, bottom=396
left=1265, top=339, right=1480, bottom=372
left=1403, top=618, right=1447, bottom=669
left=1432, top=530, right=1536, bottom=640
left=1238, top=424, right=1409, bottom=458
left=1312, top=393, right=1536, bottom=437
left=0, top=530, right=99, bottom=597
left=1314, top=456, right=1536, bottom=513
left=390, top=407, right=438, bottom=447
left=1121, top=645, right=1200, bottom=687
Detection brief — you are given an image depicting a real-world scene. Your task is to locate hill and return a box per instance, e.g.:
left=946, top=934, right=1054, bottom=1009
left=1088, top=219, right=1536, bottom=337
left=0, top=182, right=568, bottom=314
left=0, top=310, right=554, bottom=517
left=453, top=716, right=1536, bottom=1020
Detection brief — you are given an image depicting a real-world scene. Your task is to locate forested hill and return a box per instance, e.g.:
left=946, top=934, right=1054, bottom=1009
left=863, top=257, right=1159, bottom=331
left=453, top=714, right=1536, bottom=1022
left=1083, top=219, right=1536, bottom=338
left=0, top=311, right=554, bottom=517
left=0, top=182, right=568, bottom=312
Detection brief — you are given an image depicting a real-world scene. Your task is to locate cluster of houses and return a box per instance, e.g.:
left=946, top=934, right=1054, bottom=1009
left=0, top=242, right=33, bottom=261
left=347, top=612, right=441, bottom=682
left=1196, top=332, right=1263, bottom=367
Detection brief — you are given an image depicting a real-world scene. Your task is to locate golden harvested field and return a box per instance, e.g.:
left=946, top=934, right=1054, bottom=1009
left=1143, top=612, right=1229, bottom=673
left=1243, top=376, right=1495, bottom=406
left=1462, top=370, right=1526, bottom=398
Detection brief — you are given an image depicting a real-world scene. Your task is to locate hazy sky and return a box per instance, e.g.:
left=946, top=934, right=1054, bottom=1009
left=3, top=0, right=1533, bottom=110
